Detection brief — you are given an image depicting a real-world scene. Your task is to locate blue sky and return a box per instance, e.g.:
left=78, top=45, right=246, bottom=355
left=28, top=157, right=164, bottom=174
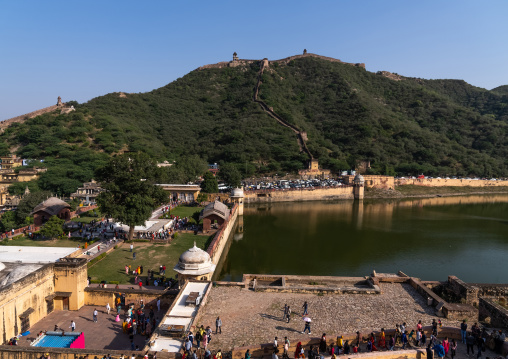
left=1, top=0, right=508, bottom=121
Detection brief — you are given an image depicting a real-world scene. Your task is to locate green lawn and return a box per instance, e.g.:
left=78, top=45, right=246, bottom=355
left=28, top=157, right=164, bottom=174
left=165, top=205, right=203, bottom=224
left=1, top=236, right=86, bottom=248
left=71, top=216, right=99, bottom=224
left=87, top=232, right=211, bottom=284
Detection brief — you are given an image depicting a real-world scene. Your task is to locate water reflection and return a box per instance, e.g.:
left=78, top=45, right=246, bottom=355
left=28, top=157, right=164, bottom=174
left=217, top=194, right=508, bottom=283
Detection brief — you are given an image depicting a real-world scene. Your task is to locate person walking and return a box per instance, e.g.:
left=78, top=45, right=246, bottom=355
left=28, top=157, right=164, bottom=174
left=460, top=320, right=467, bottom=344
left=283, top=304, right=288, bottom=320
left=450, top=339, right=457, bottom=359
left=69, top=320, right=76, bottom=332
left=157, top=298, right=161, bottom=312
left=286, top=306, right=291, bottom=323
left=130, top=244, right=134, bottom=252
left=215, top=316, right=222, bottom=334
left=302, top=301, right=308, bottom=316
left=303, top=319, right=311, bottom=334
left=106, top=303, right=111, bottom=315
left=93, top=308, right=98, bottom=323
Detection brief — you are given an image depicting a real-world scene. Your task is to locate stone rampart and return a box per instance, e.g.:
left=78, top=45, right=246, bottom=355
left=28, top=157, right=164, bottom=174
left=0, top=105, right=60, bottom=132
left=244, top=186, right=354, bottom=203
left=271, top=53, right=366, bottom=68
left=409, top=278, right=477, bottom=322
left=84, top=287, right=175, bottom=307
left=197, top=53, right=366, bottom=72
left=396, top=178, right=508, bottom=187
left=447, top=276, right=479, bottom=305
left=207, top=204, right=238, bottom=265
left=479, top=297, right=508, bottom=328
left=342, top=175, right=395, bottom=190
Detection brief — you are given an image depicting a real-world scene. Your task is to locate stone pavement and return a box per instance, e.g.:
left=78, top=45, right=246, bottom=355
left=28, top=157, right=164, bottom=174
left=18, top=305, right=166, bottom=351
left=197, top=283, right=467, bottom=351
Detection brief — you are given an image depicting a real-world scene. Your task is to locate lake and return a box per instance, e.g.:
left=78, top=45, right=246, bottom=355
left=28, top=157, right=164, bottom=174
left=215, top=194, right=508, bottom=283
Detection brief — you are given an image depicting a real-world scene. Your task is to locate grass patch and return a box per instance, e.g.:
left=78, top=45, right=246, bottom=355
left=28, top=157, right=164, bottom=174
left=170, top=205, right=203, bottom=224
left=87, top=232, right=212, bottom=284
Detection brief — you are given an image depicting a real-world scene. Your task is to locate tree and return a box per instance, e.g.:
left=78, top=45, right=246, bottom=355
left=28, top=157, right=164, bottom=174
left=196, top=192, right=208, bottom=204
left=219, top=163, right=242, bottom=188
left=200, top=171, right=218, bottom=193
left=39, top=215, right=64, bottom=238
left=0, top=211, right=17, bottom=233
left=95, top=152, right=168, bottom=240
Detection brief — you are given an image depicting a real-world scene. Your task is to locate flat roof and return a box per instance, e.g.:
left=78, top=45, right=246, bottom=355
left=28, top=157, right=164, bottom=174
left=0, top=246, right=79, bottom=264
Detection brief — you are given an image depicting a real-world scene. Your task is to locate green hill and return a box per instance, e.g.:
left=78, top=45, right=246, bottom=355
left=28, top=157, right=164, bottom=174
left=2, top=54, right=508, bottom=195
left=491, top=85, right=508, bottom=96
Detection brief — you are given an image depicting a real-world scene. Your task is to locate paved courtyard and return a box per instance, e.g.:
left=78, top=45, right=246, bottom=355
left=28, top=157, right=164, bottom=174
left=198, top=283, right=467, bottom=350
left=18, top=304, right=168, bottom=351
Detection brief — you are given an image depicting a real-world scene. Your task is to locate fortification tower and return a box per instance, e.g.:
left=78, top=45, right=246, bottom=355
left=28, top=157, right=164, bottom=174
left=57, top=96, right=62, bottom=106
left=353, top=174, right=365, bottom=200
left=230, top=187, right=245, bottom=216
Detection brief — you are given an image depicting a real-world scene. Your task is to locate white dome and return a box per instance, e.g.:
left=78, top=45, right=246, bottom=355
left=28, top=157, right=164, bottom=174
left=174, top=243, right=216, bottom=275
left=230, top=187, right=244, bottom=198
left=353, top=174, right=365, bottom=185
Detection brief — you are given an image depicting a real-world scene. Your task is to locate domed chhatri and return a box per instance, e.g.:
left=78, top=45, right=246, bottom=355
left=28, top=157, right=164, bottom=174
left=353, top=174, right=365, bottom=200
left=230, top=187, right=245, bottom=215
left=353, top=174, right=365, bottom=185
left=173, top=243, right=216, bottom=285
left=230, top=187, right=244, bottom=198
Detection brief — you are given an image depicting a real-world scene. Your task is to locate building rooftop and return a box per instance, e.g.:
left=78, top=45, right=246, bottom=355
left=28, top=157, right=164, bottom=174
left=200, top=201, right=230, bottom=220
left=31, top=197, right=70, bottom=216
left=0, top=246, right=79, bottom=264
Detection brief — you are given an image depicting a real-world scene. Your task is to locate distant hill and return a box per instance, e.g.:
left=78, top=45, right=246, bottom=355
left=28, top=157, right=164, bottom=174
left=1, top=53, right=508, bottom=195
left=491, top=85, right=508, bottom=96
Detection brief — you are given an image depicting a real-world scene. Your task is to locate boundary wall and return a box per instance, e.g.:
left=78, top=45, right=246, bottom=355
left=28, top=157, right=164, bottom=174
left=0, top=105, right=60, bottom=132
left=396, top=178, right=508, bottom=187
left=244, top=186, right=353, bottom=203
left=206, top=204, right=238, bottom=265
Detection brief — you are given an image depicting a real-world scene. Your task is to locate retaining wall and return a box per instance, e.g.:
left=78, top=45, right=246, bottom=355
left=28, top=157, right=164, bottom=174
left=244, top=186, right=354, bottom=203
left=396, top=178, right=508, bottom=187
left=479, top=297, right=508, bottom=328
left=84, top=287, right=176, bottom=307
left=207, top=204, right=238, bottom=265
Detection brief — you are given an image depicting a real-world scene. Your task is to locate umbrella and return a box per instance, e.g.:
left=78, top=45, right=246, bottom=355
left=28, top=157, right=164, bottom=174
left=303, top=317, right=311, bottom=322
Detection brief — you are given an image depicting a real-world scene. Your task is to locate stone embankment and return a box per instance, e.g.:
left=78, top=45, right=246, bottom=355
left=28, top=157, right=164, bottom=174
left=244, top=186, right=354, bottom=203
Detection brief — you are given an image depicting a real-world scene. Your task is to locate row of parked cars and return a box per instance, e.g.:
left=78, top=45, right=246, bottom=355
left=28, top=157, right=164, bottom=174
left=242, top=179, right=345, bottom=191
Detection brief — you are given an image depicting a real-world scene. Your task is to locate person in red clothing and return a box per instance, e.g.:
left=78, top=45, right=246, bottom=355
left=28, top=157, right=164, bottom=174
left=138, top=281, right=142, bottom=289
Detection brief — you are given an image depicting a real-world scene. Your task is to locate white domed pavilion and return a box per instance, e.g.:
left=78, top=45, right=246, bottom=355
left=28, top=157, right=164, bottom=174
left=173, top=243, right=216, bottom=285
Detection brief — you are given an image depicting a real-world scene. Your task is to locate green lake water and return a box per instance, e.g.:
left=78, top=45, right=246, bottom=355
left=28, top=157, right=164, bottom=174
left=215, top=194, right=508, bottom=283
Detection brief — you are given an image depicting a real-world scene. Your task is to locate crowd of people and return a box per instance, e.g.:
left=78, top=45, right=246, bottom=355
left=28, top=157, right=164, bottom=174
left=260, top=315, right=506, bottom=359
left=182, top=317, right=224, bottom=359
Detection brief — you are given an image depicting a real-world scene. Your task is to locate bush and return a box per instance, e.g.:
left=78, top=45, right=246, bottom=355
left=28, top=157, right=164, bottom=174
left=90, top=279, right=101, bottom=284
left=87, top=253, right=107, bottom=267
left=173, top=232, right=179, bottom=240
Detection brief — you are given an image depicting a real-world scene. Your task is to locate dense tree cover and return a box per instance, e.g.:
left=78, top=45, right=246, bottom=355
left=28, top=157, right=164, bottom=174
left=95, top=153, right=168, bottom=240
left=200, top=172, right=219, bottom=193
left=1, top=56, right=508, bottom=189
left=39, top=215, right=64, bottom=238
left=261, top=58, right=508, bottom=176
left=219, top=163, right=242, bottom=188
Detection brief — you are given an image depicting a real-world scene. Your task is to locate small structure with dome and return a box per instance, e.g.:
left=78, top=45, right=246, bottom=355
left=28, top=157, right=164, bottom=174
left=173, top=243, right=216, bottom=286
left=230, top=187, right=245, bottom=215
left=353, top=174, right=365, bottom=200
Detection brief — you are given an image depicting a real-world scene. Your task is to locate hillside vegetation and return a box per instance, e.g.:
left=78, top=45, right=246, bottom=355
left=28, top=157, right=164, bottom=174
left=1, top=55, right=508, bottom=195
